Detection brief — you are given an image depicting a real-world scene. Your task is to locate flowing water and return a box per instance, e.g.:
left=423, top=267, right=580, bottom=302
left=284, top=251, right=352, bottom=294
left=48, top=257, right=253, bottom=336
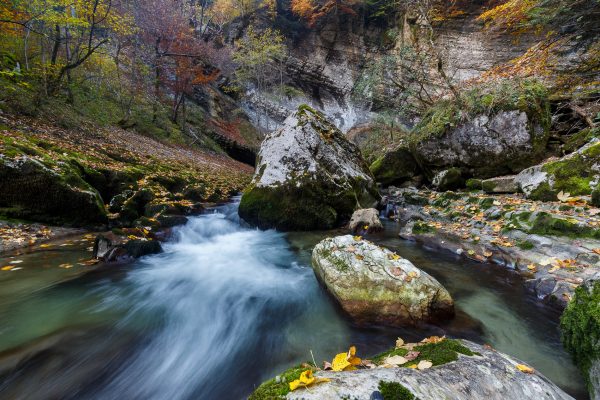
left=0, top=199, right=589, bottom=399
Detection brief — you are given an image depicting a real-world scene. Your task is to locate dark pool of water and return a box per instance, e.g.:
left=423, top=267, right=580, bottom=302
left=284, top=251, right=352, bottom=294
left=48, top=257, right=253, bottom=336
left=0, top=200, right=588, bottom=399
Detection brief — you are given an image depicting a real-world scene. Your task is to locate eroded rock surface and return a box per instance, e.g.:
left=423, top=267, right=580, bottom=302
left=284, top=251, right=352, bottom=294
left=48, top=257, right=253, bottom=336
left=311, top=235, right=454, bottom=326
left=348, top=208, right=383, bottom=234
left=285, top=341, right=573, bottom=400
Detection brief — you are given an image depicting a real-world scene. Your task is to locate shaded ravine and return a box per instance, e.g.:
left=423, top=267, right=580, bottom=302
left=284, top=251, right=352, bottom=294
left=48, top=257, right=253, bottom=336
left=0, top=199, right=589, bottom=399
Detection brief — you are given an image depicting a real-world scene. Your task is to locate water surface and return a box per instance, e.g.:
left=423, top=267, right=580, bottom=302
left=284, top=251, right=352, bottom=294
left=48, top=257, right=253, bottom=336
left=0, top=200, right=588, bottom=399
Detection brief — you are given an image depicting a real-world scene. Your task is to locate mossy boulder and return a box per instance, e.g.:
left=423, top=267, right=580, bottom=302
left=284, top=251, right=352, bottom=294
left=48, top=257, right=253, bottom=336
left=370, top=143, right=420, bottom=186
left=410, top=80, right=550, bottom=179
left=516, top=139, right=600, bottom=201
left=255, top=340, right=571, bottom=400
left=431, top=168, right=464, bottom=191
left=238, top=105, right=379, bottom=231
left=0, top=155, right=107, bottom=226
left=311, top=235, right=454, bottom=326
left=119, top=188, right=155, bottom=224
left=561, top=279, right=600, bottom=399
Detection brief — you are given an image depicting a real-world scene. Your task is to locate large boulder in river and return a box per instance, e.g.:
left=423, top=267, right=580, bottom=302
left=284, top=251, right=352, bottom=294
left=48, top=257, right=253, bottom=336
left=516, top=139, right=600, bottom=201
left=412, top=110, right=549, bottom=179
left=311, top=235, right=454, bottom=326
left=0, top=155, right=107, bottom=226
left=238, top=105, right=379, bottom=231
left=281, top=340, right=573, bottom=400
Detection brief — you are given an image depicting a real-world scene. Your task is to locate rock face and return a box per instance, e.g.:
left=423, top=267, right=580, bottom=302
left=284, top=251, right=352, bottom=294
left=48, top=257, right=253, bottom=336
left=238, top=106, right=379, bottom=231
left=348, top=208, right=383, bottom=234
left=311, top=235, right=454, bottom=326
left=369, top=144, right=420, bottom=186
left=285, top=340, right=573, bottom=400
left=516, top=139, right=600, bottom=201
left=0, top=155, right=107, bottom=226
left=413, top=110, right=548, bottom=179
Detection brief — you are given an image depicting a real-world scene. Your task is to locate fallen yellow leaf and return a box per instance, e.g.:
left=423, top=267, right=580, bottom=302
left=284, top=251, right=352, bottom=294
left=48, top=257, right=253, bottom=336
left=516, top=364, right=534, bottom=374
left=289, top=370, right=330, bottom=391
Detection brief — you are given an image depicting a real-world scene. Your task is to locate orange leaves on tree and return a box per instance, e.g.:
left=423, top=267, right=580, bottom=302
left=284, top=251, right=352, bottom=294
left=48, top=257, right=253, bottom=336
left=292, top=0, right=358, bottom=27
left=477, top=0, right=538, bottom=33
left=291, top=0, right=315, bottom=20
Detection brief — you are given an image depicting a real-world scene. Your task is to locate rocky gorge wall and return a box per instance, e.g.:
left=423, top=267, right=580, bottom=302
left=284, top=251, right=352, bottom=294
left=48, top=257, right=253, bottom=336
left=233, top=3, right=540, bottom=134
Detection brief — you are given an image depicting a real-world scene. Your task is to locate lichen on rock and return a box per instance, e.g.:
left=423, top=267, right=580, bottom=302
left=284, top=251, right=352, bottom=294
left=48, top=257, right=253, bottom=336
left=311, top=235, right=454, bottom=326
left=516, top=139, right=600, bottom=201
left=239, top=105, right=379, bottom=231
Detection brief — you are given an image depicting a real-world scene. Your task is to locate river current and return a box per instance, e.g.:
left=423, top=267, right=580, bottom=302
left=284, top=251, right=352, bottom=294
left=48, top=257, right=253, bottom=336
left=0, top=199, right=588, bottom=399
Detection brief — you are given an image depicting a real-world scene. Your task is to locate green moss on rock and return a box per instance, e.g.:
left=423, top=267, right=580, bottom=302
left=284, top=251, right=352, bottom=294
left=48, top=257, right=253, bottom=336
left=412, top=221, right=436, bottom=235
left=249, top=365, right=313, bottom=400
left=561, top=281, right=600, bottom=394
left=372, top=339, right=477, bottom=366
left=369, top=145, right=419, bottom=186
left=378, top=381, right=416, bottom=400
left=411, top=79, right=550, bottom=144
left=529, top=212, right=600, bottom=239
left=239, top=183, right=343, bottom=230
left=466, top=178, right=483, bottom=191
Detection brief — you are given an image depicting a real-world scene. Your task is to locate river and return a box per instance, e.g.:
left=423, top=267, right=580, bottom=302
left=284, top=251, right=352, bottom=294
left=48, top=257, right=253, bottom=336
left=0, top=199, right=588, bottom=399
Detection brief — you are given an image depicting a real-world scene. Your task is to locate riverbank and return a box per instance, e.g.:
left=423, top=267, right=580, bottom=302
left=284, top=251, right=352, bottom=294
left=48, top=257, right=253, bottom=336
left=0, top=113, right=253, bottom=229
left=383, top=187, right=600, bottom=309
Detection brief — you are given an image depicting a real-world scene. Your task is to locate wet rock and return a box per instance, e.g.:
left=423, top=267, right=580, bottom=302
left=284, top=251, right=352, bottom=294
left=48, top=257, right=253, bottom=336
left=238, top=105, right=379, bottom=231
left=413, top=110, right=548, bottom=179
left=123, top=240, right=162, bottom=258
left=93, top=233, right=162, bottom=262
left=349, top=208, right=383, bottom=234
left=108, top=190, right=133, bottom=213
left=431, top=168, right=464, bottom=191
left=482, top=175, right=519, bottom=193
left=119, top=188, right=155, bottom=223
left=515, top=139, right=600, bottom=201
left=284, top=341, right=573, bottom=400
left=156, top=214, right=188, bottom=228
left=561, top=278, right=600, bottom=400
left=369, top=144, right=420, bottom=186
left=0, top=155, right=107, bottom=226
left=311, top=235, right=454, bottom=326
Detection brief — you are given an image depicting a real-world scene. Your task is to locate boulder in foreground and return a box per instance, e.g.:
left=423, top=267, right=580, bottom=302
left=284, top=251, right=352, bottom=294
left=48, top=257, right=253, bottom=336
left=278, top=340, right=573, bottom=400
left=311, top=235, right=454, bottom=326
left=238, top=105, right=379, bottom=231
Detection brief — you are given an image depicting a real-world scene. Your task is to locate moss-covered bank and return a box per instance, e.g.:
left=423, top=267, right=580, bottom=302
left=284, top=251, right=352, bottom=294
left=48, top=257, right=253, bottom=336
left=561, top=281, right=600, bottom=397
